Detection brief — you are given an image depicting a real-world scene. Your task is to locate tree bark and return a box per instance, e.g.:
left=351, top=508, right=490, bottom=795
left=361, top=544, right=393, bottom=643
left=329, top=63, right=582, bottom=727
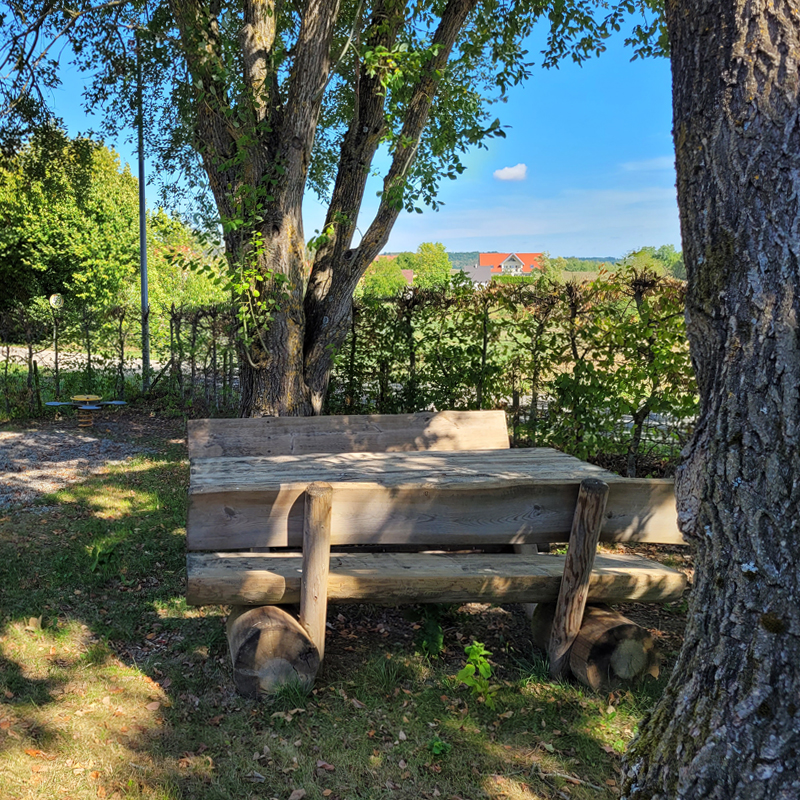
left=622, top=3, right=800, bottom=798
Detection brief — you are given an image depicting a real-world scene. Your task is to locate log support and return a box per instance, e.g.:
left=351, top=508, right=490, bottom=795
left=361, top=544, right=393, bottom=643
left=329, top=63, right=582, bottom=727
left=226, top=605, right=320, bottom=697
left=299, top=482, right=333, bottom=659
left=532, top=602, right=659, bottom=690
left=569, top=605, right=658, bottom=690
left=224, top=481, right=332, bottom=698
left=548, top=478, right=609, bottom=677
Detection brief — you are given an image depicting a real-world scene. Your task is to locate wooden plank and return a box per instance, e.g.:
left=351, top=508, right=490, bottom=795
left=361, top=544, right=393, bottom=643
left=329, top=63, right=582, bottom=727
left=548, top=479, right=609, bottom=677
left=189, top=448, right=611, bottom=493
left=186, top=478, right=683, bottom=550
left=188, top=410, right=510, bottom=459
left=299, top=483, right=332, bottom=659
left=186, top=551, right=687, bottom=607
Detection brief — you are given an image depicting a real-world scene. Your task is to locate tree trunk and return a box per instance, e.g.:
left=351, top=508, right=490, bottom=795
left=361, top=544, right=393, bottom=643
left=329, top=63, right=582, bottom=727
left=237, top=214, right=312, bottom=417
left=622, top=3, right=800, bottom=798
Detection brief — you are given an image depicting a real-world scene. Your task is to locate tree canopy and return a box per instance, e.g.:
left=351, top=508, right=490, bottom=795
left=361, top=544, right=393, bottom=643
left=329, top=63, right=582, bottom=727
left=0, top=126, right=139, bottom=309
left=0, top=0, right=666, bottom=415
left=359, top=254, right=409, bottom=297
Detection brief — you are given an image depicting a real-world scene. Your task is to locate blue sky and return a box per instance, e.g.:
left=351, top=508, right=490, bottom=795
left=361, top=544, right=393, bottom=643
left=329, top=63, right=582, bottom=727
left=48, top=22, right=679, bottom=259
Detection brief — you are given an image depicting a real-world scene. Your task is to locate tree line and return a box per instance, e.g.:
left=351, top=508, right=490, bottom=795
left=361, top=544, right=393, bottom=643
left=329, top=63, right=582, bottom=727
left=329, top=267, right=696, bottom=477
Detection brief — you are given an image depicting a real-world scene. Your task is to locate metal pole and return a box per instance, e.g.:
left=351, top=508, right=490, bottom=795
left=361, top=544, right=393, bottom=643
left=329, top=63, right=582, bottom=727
left=137, top=38, right=150, bottom=392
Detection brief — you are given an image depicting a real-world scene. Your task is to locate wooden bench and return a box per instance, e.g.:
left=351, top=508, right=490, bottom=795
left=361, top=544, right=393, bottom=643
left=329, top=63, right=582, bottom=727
left=186, top=410, right=686, bottom=696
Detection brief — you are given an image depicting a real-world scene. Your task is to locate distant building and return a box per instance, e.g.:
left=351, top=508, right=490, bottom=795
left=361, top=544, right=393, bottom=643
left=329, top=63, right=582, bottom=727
left=479, top=252, right=544, bottom=275
left=456, top=265, right=495, bottom=286
left=456, top=252, right=544, bottom=285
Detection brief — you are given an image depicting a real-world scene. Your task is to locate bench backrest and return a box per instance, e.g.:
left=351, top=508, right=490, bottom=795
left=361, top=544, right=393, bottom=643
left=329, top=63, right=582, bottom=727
left=187, top=410, right=510, bottom=459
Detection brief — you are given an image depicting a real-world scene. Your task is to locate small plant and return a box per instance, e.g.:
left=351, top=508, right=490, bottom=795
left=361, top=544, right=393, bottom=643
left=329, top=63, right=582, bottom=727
left=428, top=736, right=452, bottom=758
left=405, top=604, right=454, bottom=656
left=456, top=640, right=499, bottom=709
left=89, top=539, right=120, bottom=574
left=367, top=654, right=409, bottom=694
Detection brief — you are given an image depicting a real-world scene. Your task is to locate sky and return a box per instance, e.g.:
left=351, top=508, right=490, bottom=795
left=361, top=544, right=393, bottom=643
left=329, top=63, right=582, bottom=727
left=47, top=20, right=680, bottom=260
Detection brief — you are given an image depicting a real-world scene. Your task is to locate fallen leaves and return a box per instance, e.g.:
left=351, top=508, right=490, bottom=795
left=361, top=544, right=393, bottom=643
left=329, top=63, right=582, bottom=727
left=25, top=748, right=56, bottom=760
left=271, top=708, right=307, bottom=724
left=288, top=789, right=306, bottom=800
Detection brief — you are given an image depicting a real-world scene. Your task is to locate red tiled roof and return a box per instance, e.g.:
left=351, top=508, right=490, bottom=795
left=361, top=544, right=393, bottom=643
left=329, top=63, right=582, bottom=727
left=480, top=253, right=544, bottom=273
left=401, top=269, right=414, bottom=285
left=479, top=253, right=507, bottom=268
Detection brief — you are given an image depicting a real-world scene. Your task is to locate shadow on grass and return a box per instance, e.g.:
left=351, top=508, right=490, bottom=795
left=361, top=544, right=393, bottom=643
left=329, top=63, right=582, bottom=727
left=0, top=448, right=676, bottom=800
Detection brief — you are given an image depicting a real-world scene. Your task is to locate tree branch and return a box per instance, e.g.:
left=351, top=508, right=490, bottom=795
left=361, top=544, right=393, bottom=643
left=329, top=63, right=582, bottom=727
left=301, top=0, right=479, bottom=410
left=240, top=0, right=280, bottom=123
left=280, top=0, right=342, bottom=214
left=356, top=0, right=479, bottom=270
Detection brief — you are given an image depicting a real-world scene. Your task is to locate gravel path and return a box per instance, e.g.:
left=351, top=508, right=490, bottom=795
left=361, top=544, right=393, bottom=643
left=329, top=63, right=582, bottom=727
left=0, top=426, right=153, bottom=509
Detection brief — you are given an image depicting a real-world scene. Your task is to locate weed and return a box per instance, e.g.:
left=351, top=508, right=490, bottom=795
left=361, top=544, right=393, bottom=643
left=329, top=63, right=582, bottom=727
left=269, top=676, right=313, bottom=708
left=365, top=653, right=409, bottom=694
left=456, top=640, right=499, bottom=709
left=89, top=539, right=120, bottom=574
left=428, top=736, right=452, bottom=758
left=404, top=604, right=458, bottom=656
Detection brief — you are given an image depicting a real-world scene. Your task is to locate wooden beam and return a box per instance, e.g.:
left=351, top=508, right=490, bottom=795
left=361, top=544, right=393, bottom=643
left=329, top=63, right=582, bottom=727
left=299, top=482, right=332, bottom=659
left=186, top=550, right=686, bottom=607
left=187, top=410, right=510, bottom=459
left=186, top=477, right=682, bottom=551
left=548, top=478, right=609, bottom=678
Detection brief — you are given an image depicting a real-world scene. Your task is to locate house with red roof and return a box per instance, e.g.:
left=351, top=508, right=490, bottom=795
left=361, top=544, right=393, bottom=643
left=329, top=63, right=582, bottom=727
left=479, top=253, right=544, bottom=275
left=457, top=253, right=544, bottom=285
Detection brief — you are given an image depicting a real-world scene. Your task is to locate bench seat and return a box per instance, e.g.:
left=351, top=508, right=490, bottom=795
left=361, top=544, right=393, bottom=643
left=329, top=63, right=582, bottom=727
left=187, top=550, right=686, bottom=607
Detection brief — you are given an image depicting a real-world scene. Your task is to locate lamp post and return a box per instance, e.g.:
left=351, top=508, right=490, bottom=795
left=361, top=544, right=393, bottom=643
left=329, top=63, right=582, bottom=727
left=136, top=35, right=150, bottom=392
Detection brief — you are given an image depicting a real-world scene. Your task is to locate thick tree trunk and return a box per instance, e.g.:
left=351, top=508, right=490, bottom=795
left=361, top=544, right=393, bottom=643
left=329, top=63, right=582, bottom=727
left=622, top=3, right=800, bottom=799
left=237, top=212, right=312, bottom=417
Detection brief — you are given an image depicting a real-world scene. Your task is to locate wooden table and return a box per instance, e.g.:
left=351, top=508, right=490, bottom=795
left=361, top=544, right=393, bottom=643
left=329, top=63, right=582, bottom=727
left=187, top=447, right=679, bottom=552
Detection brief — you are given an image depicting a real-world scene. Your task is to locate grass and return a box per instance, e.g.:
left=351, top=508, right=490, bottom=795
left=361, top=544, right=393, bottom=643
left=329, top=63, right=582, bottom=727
left=0, top=417, right=684, bottom=800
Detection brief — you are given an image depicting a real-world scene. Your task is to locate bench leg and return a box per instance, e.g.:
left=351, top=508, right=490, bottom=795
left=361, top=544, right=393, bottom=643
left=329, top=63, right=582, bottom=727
left=548, top=478, right=609, bottom=678
left=299, top=482, right=333, bottom=661
left=513, top=543, right=540, bottom=619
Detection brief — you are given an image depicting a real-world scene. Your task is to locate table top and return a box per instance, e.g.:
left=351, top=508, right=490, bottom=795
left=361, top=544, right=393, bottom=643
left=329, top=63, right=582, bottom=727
left=187, top=447, right=680, bottom=550
left=189, top=447, right=629, bottom=494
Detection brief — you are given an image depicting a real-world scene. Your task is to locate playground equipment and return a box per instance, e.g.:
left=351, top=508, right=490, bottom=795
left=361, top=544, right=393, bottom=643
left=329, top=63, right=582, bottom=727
left=45, top=396, right=127, bottom=427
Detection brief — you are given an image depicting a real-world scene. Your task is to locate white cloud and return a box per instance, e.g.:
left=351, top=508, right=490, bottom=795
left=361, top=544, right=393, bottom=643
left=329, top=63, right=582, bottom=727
left=621, top=156, right=675, bottom=172
left=493, top=163, right=528, bottom=181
